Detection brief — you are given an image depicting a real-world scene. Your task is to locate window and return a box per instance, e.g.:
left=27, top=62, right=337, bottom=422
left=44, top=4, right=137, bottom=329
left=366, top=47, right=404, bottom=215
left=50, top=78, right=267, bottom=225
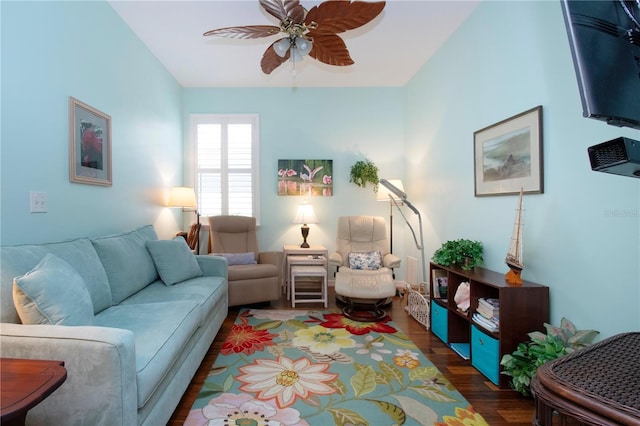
left=191, top=114, right=259, bottom=221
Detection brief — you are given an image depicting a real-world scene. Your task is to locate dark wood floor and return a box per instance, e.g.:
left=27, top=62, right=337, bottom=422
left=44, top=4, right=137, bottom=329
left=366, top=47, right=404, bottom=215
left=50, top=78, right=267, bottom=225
left=168, top=288, right=535, bottom=425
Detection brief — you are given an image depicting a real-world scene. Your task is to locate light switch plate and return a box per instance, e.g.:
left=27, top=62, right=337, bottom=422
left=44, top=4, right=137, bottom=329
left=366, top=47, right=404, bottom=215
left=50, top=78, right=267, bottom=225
left=30, top=191, right=47, bottom=213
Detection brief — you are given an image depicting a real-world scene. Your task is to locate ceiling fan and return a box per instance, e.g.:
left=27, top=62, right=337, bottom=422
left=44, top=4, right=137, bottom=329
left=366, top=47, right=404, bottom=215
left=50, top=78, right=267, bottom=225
left=203, top=0, right=386, bottom=74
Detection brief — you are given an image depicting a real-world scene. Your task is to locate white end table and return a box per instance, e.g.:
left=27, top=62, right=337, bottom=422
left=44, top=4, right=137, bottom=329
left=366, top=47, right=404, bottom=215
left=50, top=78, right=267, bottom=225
left=283, top=245, right=328, bottom=304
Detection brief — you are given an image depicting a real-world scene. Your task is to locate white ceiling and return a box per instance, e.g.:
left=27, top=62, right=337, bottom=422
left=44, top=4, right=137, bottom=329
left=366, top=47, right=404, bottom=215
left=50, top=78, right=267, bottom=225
left=108, top=0, right=480, bottom=88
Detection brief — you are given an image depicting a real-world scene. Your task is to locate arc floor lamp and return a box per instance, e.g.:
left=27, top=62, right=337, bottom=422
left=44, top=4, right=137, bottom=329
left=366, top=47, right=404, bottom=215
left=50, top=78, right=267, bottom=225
left=378, top=179, right=427, bottom=284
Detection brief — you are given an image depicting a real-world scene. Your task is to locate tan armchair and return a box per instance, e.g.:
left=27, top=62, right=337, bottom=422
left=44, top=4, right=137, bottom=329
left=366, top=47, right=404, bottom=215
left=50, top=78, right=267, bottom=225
left=208, top=215, right=281, bottom=307
left=330, top=216, right=401, bottom=320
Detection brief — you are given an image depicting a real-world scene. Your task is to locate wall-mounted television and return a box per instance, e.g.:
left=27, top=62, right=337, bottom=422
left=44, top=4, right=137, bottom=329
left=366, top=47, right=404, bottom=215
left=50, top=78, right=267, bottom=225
left=561, top=0, right=640, bottom=130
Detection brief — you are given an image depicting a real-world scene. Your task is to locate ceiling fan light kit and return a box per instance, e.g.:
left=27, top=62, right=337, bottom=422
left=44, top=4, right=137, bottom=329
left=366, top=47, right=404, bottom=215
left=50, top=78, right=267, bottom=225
left=203, top=0, right=386, bottom=74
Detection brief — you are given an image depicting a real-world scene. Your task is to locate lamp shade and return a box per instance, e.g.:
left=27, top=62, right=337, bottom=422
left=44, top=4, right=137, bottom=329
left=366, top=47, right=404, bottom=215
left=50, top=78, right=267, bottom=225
left=168, top=187, right=197, bottom=208
left=376, top=179, right=404, bottom=201
left=293, top=204, right=318, bottom=224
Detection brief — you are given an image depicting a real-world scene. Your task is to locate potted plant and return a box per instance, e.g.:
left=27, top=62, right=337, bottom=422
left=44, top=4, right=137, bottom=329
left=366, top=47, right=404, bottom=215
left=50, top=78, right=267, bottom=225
left=349, top=159, right=379, bottom=192
left=500, top=317, right=599, bottom=397
left=431, top=239, right=483, bottom=270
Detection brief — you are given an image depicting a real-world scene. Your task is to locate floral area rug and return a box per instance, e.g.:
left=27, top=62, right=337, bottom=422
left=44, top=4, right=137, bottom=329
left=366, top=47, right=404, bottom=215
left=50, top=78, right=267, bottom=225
left=186, top=309, right=488, bottom=426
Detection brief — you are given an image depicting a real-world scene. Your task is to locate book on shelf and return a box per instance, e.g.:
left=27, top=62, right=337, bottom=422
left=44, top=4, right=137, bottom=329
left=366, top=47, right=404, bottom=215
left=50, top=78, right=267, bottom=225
left=472, top=313, right=499, bottom=332
left=478, top=297, right=499, bottom=310
left=477, top=297, right=500, bottom=320
left=476, top=305, right=495, bottom=320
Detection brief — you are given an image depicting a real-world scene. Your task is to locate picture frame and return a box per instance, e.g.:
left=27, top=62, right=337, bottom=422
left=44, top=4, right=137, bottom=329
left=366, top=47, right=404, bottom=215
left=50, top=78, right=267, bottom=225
left=432, top=269, right=448, bottom=300
left=278, top=159, right=333, bottom=196
left=474, top=106, right=543, bottom=196
left=69, top=97, right=112, bottom=186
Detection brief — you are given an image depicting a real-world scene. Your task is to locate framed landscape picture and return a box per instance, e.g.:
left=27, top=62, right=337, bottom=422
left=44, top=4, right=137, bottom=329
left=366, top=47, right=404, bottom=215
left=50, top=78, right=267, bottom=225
left=69, top=97, right=112, bottom=186
left=474, top=106, right=543, bottom=196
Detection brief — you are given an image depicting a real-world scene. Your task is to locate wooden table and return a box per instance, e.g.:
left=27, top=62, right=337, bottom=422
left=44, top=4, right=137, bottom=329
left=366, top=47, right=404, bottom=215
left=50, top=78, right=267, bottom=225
left=1, top=358, right=67, bottom=426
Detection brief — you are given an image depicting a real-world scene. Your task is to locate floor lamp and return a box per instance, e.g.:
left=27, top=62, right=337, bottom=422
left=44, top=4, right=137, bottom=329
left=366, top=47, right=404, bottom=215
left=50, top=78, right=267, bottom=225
left=379, top=179, right=427, bottom=284
left=168, top=187, right=201, bottom=254
left=377, top=179, right=404, bottom=254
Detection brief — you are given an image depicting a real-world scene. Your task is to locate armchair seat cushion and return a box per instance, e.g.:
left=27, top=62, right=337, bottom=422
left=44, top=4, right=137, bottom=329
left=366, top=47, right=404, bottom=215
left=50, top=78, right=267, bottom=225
left=335, top=268, right=396, bottom=300
left=228, top=263, right=278, bottom=281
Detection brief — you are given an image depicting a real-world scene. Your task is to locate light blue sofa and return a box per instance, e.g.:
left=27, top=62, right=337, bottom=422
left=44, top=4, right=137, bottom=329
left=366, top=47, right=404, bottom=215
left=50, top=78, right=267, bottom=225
left=0, top=225, right=228, bottom=425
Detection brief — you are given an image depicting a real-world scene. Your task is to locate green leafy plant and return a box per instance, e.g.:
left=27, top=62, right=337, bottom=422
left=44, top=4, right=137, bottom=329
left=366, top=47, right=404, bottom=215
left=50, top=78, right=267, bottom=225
left=500, top=317, right=600, bottom=397
left=431, top=239, right=483, bottom=270
left=349, top=159, right=379, bottom=192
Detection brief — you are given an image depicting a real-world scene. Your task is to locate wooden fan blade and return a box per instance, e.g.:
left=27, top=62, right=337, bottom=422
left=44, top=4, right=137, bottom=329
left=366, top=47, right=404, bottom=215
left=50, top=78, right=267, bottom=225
left=308, top=33, right=354, bottom=66
left=203, top=25, right=280, bottom=39
left=260, top=0, right=305, bottom=24
left=261, top=43, right=290, bottom=74
left=287, top=3, right=307, bottom=25
left=306, top=1, right=385, bottom=34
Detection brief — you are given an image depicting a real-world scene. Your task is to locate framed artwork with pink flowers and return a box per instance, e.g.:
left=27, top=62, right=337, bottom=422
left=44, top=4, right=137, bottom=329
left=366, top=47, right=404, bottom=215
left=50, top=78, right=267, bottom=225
left=69, top=97, right=112, bottom=186
left=278, top=159, right=333, bottom=196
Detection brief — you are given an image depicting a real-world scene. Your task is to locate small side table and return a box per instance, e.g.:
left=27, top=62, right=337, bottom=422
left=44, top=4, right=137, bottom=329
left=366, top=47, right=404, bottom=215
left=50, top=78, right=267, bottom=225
left=283, top=245, right=328, bottom=302
left=1, top=358, right=67, bottom=426
left=291, top=265, right=328, bottom=307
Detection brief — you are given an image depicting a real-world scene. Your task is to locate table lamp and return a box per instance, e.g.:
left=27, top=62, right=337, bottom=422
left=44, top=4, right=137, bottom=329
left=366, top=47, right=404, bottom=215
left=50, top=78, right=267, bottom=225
left=293, top=203, right=318, bottom=248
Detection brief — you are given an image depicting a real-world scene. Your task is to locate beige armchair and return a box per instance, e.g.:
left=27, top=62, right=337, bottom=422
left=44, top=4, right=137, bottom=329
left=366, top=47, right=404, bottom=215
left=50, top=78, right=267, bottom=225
left=208, top=215, right=281, bottom=307
left=330, top=216, right=401, bottom=320
left=329, top=216, right=401, bottom=272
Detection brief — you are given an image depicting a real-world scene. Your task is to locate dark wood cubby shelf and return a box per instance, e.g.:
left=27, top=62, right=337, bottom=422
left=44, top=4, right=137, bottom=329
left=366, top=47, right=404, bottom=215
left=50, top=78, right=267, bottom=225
left=430, top=262, right=550, bottom=388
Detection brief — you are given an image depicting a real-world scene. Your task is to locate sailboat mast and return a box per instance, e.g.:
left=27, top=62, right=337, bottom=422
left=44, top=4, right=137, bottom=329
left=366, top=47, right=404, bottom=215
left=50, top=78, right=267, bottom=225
left=514, top=188, right=523, bottom=260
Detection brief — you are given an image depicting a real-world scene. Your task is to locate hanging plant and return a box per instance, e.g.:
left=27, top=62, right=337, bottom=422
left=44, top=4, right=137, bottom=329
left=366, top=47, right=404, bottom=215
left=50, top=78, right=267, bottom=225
left=349, top=159, right=379, bottom=192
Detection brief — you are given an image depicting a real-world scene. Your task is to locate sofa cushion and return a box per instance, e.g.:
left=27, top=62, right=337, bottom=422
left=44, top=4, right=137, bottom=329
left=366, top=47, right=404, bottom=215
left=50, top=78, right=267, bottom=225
left=214, top=252, right=257, bottom=265
left=92, top=225, right=159, bottom=304
left=119, top=276, right=227, bottom=324
left=94, top=300, right=200, bottom=408
left=348, top=250, right=382, bottom=270
left=13, top=254, right=94, bottom=325
left=1, top=238, right=112, bottom=323
left=146, top=239, right=202, bottom=286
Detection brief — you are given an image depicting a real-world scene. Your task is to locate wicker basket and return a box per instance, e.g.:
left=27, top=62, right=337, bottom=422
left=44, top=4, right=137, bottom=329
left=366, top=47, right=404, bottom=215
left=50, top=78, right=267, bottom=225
left=404, top=282, right=430, bottom=329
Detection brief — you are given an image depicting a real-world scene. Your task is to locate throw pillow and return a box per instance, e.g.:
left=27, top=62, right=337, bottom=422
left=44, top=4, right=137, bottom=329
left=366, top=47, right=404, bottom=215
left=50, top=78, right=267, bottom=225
left=348, top=250, right=382, bottom=270
left=214, top=252, right=257, bottom=266
left=13, top=253, right=94, bottom=325
left=146, top=239, right=203, bottom=286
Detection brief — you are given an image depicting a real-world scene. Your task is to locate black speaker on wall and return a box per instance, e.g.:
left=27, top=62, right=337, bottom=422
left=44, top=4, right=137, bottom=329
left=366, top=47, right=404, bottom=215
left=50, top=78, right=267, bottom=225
left=588, top=137, right=640, bottom=178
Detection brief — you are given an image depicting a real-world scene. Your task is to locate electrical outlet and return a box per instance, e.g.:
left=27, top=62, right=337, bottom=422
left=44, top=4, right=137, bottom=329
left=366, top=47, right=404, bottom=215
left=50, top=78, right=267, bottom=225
left=30, top=191, right=47, bottom=213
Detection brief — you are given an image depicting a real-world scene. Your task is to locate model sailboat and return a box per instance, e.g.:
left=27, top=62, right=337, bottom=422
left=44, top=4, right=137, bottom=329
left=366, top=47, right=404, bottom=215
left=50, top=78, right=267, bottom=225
left=505, top=187, right=524, bottom=284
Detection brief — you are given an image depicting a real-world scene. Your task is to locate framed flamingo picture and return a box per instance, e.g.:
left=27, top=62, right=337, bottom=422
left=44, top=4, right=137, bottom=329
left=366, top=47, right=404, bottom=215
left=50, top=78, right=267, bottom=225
left=278, top=159, right=333, bottom=196
left=69, top=97, right=112, bottom=186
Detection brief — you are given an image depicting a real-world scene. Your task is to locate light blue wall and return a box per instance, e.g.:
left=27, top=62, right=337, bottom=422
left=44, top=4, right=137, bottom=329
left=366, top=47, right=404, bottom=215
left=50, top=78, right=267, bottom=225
left=404, top=1, right=640, bottom=339
left=183, top=87, right=407, bottom=264
left=1, top=1, right=184, bottom=244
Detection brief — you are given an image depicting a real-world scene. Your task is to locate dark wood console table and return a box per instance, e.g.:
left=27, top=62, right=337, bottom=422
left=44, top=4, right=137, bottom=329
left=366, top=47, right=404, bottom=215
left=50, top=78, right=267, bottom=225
left=1, top=358, right=67, bottom=426
left=532, top=332, right=640, bottom=425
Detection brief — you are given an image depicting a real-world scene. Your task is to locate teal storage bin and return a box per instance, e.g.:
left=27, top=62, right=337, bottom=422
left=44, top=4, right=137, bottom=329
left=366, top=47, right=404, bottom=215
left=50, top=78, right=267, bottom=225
left=431, top=300, right=448, bottom=343
left=471, top=325, right=500, bottom=385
